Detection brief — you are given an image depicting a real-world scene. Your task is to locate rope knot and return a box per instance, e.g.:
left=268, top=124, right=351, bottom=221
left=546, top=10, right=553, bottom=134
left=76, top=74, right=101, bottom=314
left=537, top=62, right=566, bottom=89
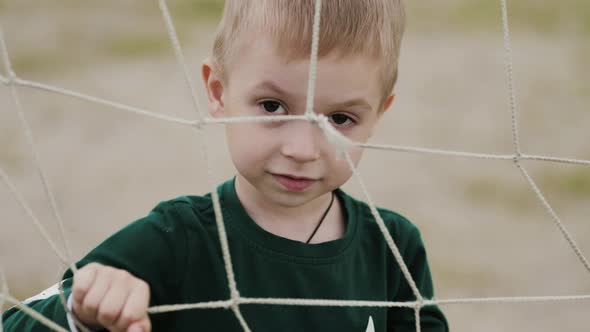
left=0, top=72, right=16, bottom=86
left=313, top=114, right=354, bottom=159
left=305, top=112, right=321, bottom=124
left=191, top=119, right=204, bottom=130
left=512, top=152, right=522, bottom=164
left=228, top=296, right=242, bottom=310
left=415, top=298, right=425, bottom=309
left=228, top=288, right=242, bottom=308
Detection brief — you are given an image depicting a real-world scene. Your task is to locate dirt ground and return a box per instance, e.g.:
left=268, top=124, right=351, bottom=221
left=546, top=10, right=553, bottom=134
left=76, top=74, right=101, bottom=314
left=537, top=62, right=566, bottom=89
left=1, top=1, right=589, bottom=331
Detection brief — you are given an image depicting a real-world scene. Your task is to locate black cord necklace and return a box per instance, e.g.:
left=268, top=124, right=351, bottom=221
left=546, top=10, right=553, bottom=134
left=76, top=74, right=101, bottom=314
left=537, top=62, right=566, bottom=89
left=305, top=191, right=335, bottom=244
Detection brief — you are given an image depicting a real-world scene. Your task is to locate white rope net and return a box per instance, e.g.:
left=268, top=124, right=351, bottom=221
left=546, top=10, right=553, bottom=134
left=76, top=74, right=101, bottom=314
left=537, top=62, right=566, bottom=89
left=1, top=0, right=590, bottom=331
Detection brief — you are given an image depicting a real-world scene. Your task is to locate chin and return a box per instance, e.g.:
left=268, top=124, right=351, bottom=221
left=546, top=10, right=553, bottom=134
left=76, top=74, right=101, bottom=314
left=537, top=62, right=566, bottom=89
left=270, top=189, right=318, bottom=206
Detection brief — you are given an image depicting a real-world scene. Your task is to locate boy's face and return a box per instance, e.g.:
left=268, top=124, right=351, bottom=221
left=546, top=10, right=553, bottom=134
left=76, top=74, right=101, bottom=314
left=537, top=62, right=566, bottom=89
left=203, top=36, right=394, bottom=208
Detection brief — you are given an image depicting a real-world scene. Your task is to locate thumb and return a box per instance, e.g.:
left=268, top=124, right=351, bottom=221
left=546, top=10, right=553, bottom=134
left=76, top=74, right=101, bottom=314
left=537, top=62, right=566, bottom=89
left=126, top=317, right=151, bottom=332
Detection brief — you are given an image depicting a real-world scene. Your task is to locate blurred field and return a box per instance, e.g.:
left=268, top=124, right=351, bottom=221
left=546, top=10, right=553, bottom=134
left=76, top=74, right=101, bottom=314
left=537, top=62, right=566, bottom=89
left=1, top=0, right=589, bottom=331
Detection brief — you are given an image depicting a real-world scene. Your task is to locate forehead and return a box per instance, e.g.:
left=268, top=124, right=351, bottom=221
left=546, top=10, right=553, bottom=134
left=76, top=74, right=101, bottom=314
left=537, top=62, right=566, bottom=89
left=226, top=36, right=384, bottom=107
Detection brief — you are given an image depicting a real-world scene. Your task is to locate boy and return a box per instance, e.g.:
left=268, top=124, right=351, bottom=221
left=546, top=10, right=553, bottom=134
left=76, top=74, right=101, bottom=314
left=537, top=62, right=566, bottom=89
left=2, top=0, right=448, bottom=331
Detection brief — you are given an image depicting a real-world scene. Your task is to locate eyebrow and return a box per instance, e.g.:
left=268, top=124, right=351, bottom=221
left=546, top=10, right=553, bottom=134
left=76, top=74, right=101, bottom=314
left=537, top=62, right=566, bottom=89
left=253, top=80, right=373, bottom=112
left=329, top=99, right=372, bottom=112
left=253, top=81, right=293, bottom=99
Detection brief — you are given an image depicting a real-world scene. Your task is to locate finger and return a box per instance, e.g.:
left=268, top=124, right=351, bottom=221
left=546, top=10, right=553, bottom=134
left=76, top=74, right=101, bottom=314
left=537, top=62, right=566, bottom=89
left=126, top=317, right=151, bottom=332
left=114, top=280, right=150, bottom=330
left=72, top=263, right=99, bottom=304
left=97, top=273, right=132, bottom=328
left=80, top=268, right=113, bottom=321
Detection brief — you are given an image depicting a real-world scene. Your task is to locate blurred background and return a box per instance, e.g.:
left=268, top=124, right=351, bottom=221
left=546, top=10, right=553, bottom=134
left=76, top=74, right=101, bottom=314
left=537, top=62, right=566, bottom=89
left=1, top=0, right=589, bottom=330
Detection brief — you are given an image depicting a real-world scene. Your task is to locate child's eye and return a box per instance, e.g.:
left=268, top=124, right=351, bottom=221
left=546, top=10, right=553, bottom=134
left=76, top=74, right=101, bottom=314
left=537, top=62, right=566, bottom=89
left=329, top=113, right=355, bottom=127
left=260, top=100, right=287, bottom=115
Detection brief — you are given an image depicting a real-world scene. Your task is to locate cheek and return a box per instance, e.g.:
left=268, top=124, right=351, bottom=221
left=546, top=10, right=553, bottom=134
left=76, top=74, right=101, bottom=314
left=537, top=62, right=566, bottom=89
left=349, top=148, right=364, bottom=166
left=226, top=124, right=272, bottom=170
left=352, top=118, right=379, bottom=143
left=327, top=147, right=364, bottom=183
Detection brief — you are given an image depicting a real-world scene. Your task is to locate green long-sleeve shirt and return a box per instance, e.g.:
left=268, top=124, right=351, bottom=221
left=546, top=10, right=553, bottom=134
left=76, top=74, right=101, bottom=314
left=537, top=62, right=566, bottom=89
left=2, top=178, right=448, bottom=331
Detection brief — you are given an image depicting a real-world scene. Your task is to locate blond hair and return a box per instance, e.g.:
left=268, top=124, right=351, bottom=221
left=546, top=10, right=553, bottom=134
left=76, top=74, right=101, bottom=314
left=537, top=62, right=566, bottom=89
left=212, top=0, right=406, bottom=97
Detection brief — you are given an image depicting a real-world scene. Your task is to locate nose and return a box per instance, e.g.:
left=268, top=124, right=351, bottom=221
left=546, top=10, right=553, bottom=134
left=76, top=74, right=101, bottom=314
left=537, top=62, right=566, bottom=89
left=280, top=119, right=322, bottom=163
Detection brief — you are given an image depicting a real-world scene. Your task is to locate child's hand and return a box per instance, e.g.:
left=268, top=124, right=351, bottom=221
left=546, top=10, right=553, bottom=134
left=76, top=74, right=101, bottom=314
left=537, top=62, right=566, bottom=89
left=71, top=263, right=151, bottom=332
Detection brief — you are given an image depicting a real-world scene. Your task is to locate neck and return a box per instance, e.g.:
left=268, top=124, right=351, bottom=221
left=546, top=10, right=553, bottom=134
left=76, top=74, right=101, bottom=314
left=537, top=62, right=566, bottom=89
left=234, top=175, right=345, bottom=243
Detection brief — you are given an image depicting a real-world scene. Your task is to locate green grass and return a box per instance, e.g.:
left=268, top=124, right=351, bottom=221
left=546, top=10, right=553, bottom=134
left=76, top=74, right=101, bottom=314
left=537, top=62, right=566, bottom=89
left=434, top=262, right=499, bottom=290
left=2, top=0, right=223, bottom=75
left=0, top=128, right=27, bottom=174
left=464, top=177, right=537, bottom=214
left=574, top=45, right=590, bottom=96
left=409, top=0, right=590, bottom=35
left=105, top=34, right=171, bottom=58
left=0, top=151, right=26, bottom=174
left=5, top=0, right=589, bottom=76
left=539, top=167, right=590, bottom=198
left=165, top=0, right=590, bottom=34
left=171, top=0, right=224, bottom=22
left=11, top=53, right=67, bottom=75
left=464, top=166, right=590, bottom=213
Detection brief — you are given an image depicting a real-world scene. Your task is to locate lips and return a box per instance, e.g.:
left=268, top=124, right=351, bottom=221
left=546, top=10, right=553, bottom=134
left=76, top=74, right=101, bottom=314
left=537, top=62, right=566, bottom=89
left=278, top=174, right=316, bottom=181
left=272, top=173, right=318, bottom=192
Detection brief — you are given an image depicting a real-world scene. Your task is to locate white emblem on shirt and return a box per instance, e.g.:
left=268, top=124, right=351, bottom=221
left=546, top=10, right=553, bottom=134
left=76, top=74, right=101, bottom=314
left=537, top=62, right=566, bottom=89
left=365, top=315, right=375, bottom=332
left=23, top=282, right=61, bottom=304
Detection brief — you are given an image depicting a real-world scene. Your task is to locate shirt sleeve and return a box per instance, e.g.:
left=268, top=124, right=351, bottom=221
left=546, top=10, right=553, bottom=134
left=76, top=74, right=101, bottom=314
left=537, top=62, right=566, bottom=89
left=62, top=200, right=189, bottom=306
left=2, top=199, right=189, bottom=331
left=1, top=280, right=72, bottom=331
left=387, top=225, right=449, bottom=332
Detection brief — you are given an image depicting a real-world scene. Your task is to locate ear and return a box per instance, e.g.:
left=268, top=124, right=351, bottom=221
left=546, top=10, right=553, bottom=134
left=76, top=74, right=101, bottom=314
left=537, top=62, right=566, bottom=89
left=379, top=94, right=395, bottom=118
left=202, top=58, right=225, bottom=118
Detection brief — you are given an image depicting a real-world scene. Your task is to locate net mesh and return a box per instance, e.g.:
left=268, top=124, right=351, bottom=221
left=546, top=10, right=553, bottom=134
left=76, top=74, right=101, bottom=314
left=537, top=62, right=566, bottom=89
left=1, top=0, right=589, bottom=331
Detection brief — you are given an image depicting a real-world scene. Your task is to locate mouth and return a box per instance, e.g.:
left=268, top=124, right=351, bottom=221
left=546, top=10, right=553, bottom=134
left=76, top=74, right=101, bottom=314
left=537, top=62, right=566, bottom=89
left=276, top=173, right=317, bottom=181
left=271, top=173, right=318, bottom=192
